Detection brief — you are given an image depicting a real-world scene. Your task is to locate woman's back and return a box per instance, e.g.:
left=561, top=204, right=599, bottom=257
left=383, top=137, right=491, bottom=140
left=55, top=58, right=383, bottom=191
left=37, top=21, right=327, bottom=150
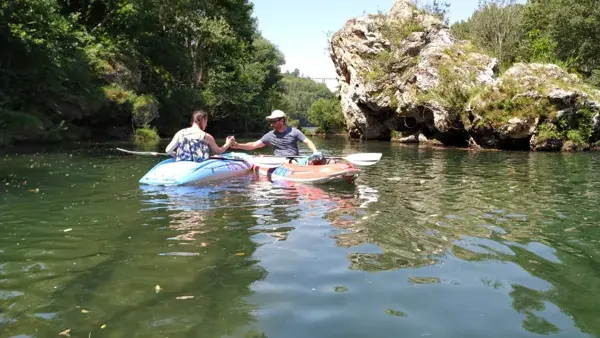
left=174, top=127, right=210, bottom=162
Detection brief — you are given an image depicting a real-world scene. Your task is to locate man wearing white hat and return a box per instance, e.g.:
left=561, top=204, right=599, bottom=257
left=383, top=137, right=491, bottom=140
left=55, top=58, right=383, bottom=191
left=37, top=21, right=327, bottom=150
left=231, top=109, right=322, bottom=161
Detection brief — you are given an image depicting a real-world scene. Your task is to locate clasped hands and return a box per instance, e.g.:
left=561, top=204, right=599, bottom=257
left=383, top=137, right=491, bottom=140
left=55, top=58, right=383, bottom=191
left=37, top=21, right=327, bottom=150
left=226, top=135, right=237, bottom=148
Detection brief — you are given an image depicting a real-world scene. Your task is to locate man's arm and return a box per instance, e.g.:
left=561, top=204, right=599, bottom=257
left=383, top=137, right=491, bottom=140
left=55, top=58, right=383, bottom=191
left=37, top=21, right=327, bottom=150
left=295, top=129, right=318, bottom=153
left=232, top=140, right=266, bottom=151
left=303, top=138, right=318, bottom=153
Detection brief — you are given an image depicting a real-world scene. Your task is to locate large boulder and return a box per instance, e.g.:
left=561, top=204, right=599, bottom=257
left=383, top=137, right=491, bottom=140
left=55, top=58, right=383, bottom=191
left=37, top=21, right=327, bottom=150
left=466, top=63, right=600, bottom=150
left=330, top=0, right=498, bottom=141
left=330, top=0, right=600, bottom=150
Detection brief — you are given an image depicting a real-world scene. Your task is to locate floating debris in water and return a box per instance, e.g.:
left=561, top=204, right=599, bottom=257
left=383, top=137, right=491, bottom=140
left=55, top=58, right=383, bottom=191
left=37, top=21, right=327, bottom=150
left=385, top=309, right=407, bottom=317
left=155, top=285, right=162, bottom=293
left=81, top=309, right=90, bottom=313
left=100, top=324, right=106, bottom=329
left=235, top=252, right=245, bottom=256
left=176, top=296, right=194, bottom=300
left=158, top=252, right=199, bottom=256
left=334, top=286, right=348, bottom=293
left=63, top=228, right=72, bottom=232
left=59, top=328, right=71, bottom=336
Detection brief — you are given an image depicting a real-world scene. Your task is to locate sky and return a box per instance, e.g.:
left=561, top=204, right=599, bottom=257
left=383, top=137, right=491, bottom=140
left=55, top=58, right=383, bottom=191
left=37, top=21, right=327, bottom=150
left=250, top=0, right=498, bottom=88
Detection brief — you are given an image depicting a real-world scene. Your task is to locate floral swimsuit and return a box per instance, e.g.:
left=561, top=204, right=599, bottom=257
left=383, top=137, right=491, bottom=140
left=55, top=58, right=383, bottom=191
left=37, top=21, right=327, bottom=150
left=175, top=129, right=210, bottom=162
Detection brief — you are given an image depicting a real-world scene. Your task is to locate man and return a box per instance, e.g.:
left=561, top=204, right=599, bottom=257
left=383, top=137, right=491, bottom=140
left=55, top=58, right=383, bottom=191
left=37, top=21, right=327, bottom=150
left=231, top=109, right=324, bottom=163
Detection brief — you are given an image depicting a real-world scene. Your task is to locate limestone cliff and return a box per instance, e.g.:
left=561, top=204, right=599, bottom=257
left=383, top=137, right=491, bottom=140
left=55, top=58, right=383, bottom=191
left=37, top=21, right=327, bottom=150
left=329, top=0, right=600, bottom=151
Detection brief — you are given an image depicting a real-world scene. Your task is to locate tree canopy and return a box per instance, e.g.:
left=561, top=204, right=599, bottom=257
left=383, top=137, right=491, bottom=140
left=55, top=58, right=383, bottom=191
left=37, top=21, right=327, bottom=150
left=0, top=0, right=286, bottom=145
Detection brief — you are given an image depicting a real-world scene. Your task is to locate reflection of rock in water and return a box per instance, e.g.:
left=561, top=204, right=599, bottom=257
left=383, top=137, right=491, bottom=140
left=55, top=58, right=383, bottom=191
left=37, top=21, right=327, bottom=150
left=248, top=226, right=295, bottom=242
left=347, top=251, right=437, bottom=271
left=408, top=276, right=441, bottom=285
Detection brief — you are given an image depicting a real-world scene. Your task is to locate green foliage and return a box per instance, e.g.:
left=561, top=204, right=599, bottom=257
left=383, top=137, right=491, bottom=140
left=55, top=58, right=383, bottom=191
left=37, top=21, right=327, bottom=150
left=132, top=126, right=160, bottom=145
left=537, top=122, right=561, bottom=142
left=103, top=84, right=136, bottom=105
left=418, top=63, right=477, bottom=121
left=132, top=94, right=159, bottom=127
left=415, top=0, right=451, bottom=25
left=449, top=0, right=524, bottom=68
left=451, top=0, right=600, bottom=85
left=307, top=98, right=345, bottom=133
left=469, top=76, right=557, bottom=127
left=273, top=74, right=335, bottom=127
left=518, top=0, right=600, bottom=79
left=379, top=17, right=424, bottom=46
left=536, top=108, right=595, bottom=147
left=0, top=0, right=288, bottom=145
left=0, top=109, right=46, bottom=145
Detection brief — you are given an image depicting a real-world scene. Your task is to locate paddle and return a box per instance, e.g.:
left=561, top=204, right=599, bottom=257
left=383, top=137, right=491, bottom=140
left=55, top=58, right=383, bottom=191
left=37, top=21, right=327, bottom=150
left=115, top=148, right=247, bottom=162
left=116, top=148, right=382, bottom=167
left=251, top=152, right=382, bottom=167
left=116, top=148, right=169, bottom=156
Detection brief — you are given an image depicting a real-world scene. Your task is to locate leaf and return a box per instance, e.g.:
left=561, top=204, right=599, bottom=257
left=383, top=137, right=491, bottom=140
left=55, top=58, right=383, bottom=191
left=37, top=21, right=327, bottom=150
left=385, top=308, right=408, bottom=317
left=59, top=328, right=71, bottom=336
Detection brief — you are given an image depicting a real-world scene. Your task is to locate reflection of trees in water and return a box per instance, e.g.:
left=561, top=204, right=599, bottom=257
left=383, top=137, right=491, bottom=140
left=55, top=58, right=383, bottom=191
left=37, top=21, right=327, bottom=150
left=22, top=183, right=271, bottom=338
left=327, top=148, right=600, bottom=336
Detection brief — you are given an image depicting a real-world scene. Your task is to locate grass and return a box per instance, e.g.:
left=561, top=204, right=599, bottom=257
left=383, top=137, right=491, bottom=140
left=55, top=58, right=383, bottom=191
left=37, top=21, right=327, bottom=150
left=132, top=126, right=160, bottom=146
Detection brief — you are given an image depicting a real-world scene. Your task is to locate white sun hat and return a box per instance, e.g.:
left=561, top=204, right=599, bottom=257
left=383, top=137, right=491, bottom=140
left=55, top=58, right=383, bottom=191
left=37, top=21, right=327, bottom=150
left=265, top=109, right=287, bottom=120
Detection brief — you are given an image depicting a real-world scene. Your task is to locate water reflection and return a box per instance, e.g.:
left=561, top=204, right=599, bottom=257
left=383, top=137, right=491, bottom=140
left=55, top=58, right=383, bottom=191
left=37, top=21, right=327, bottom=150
left=3, top=141, right=600, bottom=337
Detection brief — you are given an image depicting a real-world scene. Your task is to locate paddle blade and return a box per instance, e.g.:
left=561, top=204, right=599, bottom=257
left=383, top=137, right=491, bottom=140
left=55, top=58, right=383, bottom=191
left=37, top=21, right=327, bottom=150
left=343, top=153, right=382, bottom=166
left=249, top=156, right=289, bottom=168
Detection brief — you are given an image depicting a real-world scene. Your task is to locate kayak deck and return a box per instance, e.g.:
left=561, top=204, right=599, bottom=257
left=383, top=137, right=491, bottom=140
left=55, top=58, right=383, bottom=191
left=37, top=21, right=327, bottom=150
left=139, top=158, right=253, bottom=186
left=256, top=161, right=360, bottom=184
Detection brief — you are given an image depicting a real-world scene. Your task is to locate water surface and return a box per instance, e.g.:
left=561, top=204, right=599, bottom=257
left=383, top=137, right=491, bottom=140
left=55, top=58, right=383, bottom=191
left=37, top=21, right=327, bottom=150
left=1, top=139, right=600, bottom=337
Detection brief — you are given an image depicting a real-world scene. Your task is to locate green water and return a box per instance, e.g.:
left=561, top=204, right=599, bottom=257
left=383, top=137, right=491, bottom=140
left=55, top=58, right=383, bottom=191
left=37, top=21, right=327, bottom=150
left=1, top=138, right=600, bottom=338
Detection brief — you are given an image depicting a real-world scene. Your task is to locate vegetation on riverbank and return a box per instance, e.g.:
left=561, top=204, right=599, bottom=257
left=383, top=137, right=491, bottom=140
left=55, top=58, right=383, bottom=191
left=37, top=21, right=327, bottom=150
left=0, top=0, right=345, bottom=147
left=0, top=0, right=344, bottom=147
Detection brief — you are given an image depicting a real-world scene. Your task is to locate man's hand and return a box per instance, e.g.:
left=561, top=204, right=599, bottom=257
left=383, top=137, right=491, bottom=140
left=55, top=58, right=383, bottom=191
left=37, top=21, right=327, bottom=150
left=308, top=152, right=326, bottom=165
left=226, top=136, right=236, bottom=148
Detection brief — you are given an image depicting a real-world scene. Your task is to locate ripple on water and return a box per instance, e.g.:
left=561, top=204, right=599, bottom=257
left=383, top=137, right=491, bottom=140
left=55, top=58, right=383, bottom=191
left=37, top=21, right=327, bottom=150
left=1, top=142, right=600, bottom=338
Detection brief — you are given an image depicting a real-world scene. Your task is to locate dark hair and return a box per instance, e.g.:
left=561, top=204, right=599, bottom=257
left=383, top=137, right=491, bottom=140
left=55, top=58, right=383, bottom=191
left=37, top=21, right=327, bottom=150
left=191, top=109, right=208, bottom=125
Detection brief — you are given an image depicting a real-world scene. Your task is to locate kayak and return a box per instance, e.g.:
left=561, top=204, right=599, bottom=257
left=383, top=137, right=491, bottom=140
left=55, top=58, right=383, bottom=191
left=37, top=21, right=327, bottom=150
left=254, top=161, right=360, bottom=184
left=138, top=157, right=253, bottom=186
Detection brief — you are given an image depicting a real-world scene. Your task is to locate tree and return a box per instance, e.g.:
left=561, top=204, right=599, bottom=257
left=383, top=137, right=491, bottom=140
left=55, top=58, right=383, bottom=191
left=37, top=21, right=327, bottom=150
left=0, top=0, right=287, bottom=145
left=307, top=98, right=345, bottom=133
left=519, top=0, right=600, bottom=78
left=416, top=0, right=451, bottom=26
left=450, top=0, right=523, bottom=67
left=275, top=74, right=335, bottom=127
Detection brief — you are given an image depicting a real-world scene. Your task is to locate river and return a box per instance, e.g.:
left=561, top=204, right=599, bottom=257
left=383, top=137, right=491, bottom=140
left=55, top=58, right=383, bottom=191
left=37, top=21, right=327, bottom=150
left=1, top=137, right=599, bottom=338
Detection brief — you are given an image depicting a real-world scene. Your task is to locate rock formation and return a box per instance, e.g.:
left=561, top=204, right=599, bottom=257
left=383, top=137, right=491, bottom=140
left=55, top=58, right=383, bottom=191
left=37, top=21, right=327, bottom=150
left=330, top=0, right=600, bottom=151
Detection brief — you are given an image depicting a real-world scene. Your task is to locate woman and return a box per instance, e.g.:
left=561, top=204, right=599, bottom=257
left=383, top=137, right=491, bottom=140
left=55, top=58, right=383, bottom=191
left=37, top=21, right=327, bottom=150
left=165, top=109, right=233, bottom=162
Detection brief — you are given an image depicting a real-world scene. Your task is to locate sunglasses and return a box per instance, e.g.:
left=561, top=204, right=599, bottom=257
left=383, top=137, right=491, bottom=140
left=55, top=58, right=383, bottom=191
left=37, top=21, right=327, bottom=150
left=269, top=118, right=283, bottom=123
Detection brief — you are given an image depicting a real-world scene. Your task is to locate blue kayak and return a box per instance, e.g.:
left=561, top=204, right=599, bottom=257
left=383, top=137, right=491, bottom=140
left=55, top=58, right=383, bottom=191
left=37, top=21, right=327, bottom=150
left=139, top=154, right=253, bottom=186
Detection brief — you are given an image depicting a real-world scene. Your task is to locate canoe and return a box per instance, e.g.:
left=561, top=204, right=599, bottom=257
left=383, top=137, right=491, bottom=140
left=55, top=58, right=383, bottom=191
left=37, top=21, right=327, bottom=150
left=139, top=157, right=253, bottom=186
left=254, top=161, right=360, bottom=184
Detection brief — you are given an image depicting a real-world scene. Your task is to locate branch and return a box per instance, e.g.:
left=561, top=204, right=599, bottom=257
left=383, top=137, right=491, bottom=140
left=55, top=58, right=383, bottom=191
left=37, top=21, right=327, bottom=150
left=91, top=8, right=117, bottom=33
